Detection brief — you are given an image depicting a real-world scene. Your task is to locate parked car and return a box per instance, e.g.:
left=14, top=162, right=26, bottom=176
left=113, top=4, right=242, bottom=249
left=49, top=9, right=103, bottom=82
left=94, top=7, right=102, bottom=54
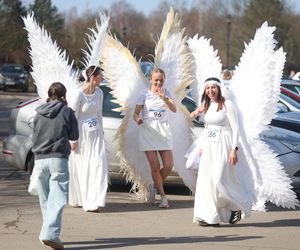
left=278, top=93, right=300, bottom=111
left=2, top=84, right=300, bottom=192
left=281, top=79, right=300, bottom=95
left=271, top=111, right=300, bottom=134
left=0, top=73, right=6, bottom=90
left=0, top=64, right=29, bottom=92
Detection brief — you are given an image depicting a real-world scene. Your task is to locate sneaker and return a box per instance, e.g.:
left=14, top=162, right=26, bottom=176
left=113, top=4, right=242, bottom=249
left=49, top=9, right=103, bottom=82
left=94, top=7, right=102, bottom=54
left=196, top=219, right=220, bottom=227
left=159, top=196, right=170, bottom=208
left=147, top=184, right=156, bottom=204
left=41, top=240, right=64, bottom=249
left=87, top=207, right=101, bottom=213
left=229, top=210, right=242, bottom=224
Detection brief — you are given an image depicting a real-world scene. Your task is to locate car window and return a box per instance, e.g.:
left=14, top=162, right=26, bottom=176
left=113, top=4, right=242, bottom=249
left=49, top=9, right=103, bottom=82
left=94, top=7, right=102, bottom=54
left=140, top=61, right=154, bottom=79
left=282, top=84, right=300, bottom=95
left=279, top=93, right=300, bottom=108
left=101, top=85, right=123, bottom=118
left=181, top=97, right=204, bottom=127
left=182, top=97, right=196, bottom=113
left=1, top=65, right=24, bottom=73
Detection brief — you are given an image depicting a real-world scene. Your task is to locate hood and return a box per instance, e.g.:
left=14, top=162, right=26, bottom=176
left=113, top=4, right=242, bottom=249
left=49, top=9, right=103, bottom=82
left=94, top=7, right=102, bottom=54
left=36, top=100, right=65, bottom=118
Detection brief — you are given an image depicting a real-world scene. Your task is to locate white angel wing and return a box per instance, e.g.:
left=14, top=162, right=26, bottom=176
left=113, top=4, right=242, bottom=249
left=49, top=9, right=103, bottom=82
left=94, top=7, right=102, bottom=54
left=101, top=34, right=152, bottom=197
left=22, top=12, right=78, bottom=102
left=231, top=22, right=299, bottom=209
left=81, top=11, right=109, bottom=68
left=187, top=35, right=222, bottom=105
left=154, top=8, right=197, bottom=193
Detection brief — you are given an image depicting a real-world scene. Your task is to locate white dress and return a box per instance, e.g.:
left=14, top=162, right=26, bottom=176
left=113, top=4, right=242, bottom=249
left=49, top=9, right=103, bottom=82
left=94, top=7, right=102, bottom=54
left=137, top=89, right=172, bottom=151
left=191, top=100, right=254, bottom=224
left=68, top=87, right=108, bottom=211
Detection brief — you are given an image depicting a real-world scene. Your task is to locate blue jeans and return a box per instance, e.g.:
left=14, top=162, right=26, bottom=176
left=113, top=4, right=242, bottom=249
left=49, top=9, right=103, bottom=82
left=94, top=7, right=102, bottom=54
left=34, top=158, right=69, bottom=243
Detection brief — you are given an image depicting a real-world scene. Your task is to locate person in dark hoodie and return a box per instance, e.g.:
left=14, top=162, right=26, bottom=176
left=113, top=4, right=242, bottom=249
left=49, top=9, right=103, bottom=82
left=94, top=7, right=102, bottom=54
left=29, top=82, right=79, bottom=250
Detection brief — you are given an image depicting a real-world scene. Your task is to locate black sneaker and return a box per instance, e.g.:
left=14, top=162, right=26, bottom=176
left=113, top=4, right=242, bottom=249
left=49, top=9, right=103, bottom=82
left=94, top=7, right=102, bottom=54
left=229, top=210, right=242, bottom=224
left=197, top=219, right=220, bottom=227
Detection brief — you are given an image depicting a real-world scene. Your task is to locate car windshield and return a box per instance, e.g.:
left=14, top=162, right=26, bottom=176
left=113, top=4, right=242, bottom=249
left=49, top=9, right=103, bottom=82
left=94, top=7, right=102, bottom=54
left=140, top=61, right=153, bottom=79
left=1, top=65, right=23, bottom=73
left=101, top=85, right=123, bottom=118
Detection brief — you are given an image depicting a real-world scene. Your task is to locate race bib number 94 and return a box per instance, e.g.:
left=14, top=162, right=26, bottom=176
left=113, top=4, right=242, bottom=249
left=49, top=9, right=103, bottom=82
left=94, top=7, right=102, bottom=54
left=84, top=117, right=100, bottom=132
left=148, top=109, right=166, bottom=120
left=206, top=127, right=221, bottom=142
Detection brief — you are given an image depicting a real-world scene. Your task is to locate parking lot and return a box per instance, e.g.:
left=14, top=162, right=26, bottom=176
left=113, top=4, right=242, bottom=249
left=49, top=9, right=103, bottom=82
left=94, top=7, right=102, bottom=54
left=1, top=91, right=300, bottom=250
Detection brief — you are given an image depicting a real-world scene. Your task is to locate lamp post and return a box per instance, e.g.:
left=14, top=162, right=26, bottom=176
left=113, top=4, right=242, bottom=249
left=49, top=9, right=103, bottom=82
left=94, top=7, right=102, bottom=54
left=226, top=14, right=232, bottom=69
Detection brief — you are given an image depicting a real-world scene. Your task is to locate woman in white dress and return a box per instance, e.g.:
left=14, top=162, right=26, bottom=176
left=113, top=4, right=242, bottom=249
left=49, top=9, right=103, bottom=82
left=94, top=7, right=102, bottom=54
left=133, top=68, right=177, bottom=208
left=188, top=77, right=253, bottom=226
left=69, top=65, right=108, bottom=212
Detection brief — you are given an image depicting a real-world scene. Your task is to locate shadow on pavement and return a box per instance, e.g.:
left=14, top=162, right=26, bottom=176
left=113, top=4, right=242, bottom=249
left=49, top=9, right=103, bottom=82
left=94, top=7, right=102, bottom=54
left=63, top=235, right=263, bottom=249
left=221, top=218, right=300, bottom=228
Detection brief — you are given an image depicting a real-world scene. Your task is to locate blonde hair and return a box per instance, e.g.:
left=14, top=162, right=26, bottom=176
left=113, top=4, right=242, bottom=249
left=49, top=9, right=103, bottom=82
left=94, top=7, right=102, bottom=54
left=150, top=68, right=166, bottom=79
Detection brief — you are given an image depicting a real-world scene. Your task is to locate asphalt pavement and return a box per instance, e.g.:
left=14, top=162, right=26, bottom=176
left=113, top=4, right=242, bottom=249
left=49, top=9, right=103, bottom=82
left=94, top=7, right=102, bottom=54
left=0, top=91, right=300, bottom=250
left=0, top=144, right=300, bottom=250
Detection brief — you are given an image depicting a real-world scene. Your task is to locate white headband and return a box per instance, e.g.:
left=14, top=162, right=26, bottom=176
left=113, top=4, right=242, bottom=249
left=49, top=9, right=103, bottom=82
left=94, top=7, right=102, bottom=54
left=204, top=79, right=221, bottom=87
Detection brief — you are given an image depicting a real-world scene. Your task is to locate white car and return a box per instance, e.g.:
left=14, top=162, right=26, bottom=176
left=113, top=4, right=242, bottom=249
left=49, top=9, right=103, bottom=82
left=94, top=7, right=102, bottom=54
left=2, top=85, right=300, bottom=191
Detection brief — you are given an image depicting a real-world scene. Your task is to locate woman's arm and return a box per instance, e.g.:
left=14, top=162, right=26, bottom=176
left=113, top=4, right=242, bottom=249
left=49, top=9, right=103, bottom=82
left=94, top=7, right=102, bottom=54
left=163, top=96, right=176, bottom=113
left=190, top=105, right=204, bottom=119
left=226, top=100, right=239, bottom=166
left=159, top=88, right=176, bottom=113
left=133, top=105, right=143, bottom=125
left=68, top=90, right=81, bottom=150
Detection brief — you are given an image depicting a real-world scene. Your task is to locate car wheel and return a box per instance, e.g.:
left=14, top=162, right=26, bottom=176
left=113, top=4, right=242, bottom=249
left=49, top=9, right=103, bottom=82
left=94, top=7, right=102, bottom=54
left=26, top=152, right=35, bottom=175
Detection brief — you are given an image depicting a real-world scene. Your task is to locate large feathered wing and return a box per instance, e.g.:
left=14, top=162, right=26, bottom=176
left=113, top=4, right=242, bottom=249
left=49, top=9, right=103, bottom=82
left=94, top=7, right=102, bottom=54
left=231, top=22, right=299, bottom=210
left=187, top=35, right=222, bottom=105
left=81, top=11, right=109, bottom=68
left=154, top=8, right=197, bottom=193
left=22, top=12, right=77, bottom=101
left=101, top=34, right=152, bottom=197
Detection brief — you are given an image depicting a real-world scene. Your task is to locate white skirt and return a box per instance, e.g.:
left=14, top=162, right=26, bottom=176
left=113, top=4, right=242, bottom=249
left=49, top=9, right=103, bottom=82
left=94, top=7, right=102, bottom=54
left=138, top=119, right=172, bottom=151
left=193, top=127, right=253, bottom=224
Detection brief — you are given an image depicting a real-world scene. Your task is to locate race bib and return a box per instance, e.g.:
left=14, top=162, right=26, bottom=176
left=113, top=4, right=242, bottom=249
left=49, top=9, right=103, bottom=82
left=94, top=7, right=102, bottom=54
left=83, top=117, right=100, bottom=132
left=206, top=127, right=221, bottom=142
left=148, top=109, right=166, bottom=120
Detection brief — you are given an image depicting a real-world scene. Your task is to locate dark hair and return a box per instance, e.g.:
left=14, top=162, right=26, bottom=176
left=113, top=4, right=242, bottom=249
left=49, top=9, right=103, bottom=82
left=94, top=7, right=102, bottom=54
left=78, top=65, right=102, bottom=82
left=201, top=78, right=224, bottom=113
left=47, top=82, right=67, bottom=105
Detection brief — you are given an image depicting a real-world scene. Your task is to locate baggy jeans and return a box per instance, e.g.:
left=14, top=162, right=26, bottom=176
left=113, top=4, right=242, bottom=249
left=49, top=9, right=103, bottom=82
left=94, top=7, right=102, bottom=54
left=34, top=158, right=69, bottom=243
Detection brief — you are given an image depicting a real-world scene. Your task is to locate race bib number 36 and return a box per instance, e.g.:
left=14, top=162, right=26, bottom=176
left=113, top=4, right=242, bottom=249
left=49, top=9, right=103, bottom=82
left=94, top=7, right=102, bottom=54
left=148, top=109, right=166, bottom=120
left=84, top=117, right=100, bottom=132
left=206, top=127, right=221, bottom=142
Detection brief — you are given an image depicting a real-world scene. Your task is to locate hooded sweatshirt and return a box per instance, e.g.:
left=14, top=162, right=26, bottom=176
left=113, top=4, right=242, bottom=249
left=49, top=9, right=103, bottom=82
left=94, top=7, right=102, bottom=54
left=32, top=100, right=79, bottom=160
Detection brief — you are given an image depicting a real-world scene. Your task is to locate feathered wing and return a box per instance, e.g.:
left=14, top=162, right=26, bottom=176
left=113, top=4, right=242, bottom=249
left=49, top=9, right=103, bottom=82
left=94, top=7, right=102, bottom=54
left=231, top=22, right=299, bottom=210
left=154, top=8, right=197, bottom=193
left=101, top=34, right=152, bottom=197
left=81, top=11, right=109, bottom=68
left=22, top=12, right=77, bottom=101
left=187, top=35, right=222, bottom=105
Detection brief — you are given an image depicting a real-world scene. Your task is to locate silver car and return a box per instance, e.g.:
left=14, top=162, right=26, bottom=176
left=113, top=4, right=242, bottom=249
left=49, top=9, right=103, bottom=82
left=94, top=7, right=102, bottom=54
left=2, top=85, right=300, bottom=191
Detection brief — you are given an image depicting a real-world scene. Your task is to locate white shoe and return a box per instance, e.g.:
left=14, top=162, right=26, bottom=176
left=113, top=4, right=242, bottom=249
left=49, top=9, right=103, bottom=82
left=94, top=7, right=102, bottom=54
left=147, top=184, right=156, bottom=204
left=41, top=240, right=64, bottom=249
left=159, top=196, right=169, bottom=208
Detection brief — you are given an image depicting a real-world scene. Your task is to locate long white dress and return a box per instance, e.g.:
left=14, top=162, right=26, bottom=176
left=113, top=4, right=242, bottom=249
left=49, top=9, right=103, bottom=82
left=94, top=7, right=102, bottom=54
left=68, top=87, right=108, bottom=211
left=191, top=100, right=254, bottom=224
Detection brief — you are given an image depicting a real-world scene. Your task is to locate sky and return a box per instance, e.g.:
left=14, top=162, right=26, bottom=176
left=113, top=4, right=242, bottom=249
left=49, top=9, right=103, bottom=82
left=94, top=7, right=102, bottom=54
left=21, top=0, right=300, bottom=16
left=22, top=0, right=164, bottom=16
